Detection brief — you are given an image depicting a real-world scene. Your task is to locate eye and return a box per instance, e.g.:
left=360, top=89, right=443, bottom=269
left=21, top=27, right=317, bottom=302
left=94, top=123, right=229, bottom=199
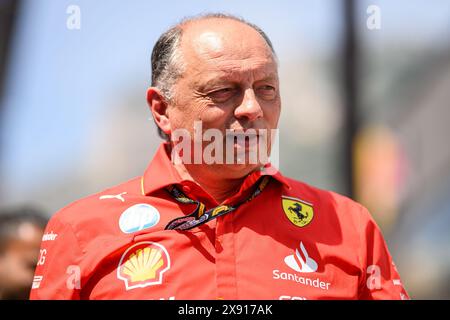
left=208, top=88, right=237, bottom=103
left=256, top=85, right=276, bottom=100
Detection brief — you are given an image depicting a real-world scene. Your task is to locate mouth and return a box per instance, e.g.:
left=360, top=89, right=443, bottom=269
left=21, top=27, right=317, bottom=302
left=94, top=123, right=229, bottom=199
left=225, top=129, right=263, bottom=151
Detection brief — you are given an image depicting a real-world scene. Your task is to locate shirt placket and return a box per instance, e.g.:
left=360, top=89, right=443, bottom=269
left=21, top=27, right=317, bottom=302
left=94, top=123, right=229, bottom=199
left=215, top=212, right=238, bottom=300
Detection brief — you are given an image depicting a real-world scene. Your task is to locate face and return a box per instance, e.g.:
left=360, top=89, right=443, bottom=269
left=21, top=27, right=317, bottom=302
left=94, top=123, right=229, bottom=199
left=0, top=223, right=43, bottom=299
left=163, top=19, right=281, bottom=177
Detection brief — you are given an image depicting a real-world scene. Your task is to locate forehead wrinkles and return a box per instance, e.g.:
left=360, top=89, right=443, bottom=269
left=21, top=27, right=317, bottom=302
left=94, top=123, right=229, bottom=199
left=186, top=47, right=277, bottom=82
left=185, top=61, right=278, bottom=90
left=186, top=61, right=278, bottom=91
left=188, top=55, right=276, bottom=76
left=178, top=22, right=277, bottom=88
left=217, top=61, right=277, bottom=81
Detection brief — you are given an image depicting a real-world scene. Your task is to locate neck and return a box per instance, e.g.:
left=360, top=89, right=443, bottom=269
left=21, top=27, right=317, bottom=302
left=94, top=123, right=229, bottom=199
left=174, top=163, right=251, bottom=203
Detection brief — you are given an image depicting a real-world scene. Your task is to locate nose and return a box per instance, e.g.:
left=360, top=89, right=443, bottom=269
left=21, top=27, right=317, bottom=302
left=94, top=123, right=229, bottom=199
left=234, top=88, right=263, bottom=122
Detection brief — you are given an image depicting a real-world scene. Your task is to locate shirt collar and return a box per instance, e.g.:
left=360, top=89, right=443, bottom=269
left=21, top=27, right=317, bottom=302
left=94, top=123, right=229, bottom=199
left=141, top=143, right=183, bottom=195
left=141, top=143, right=291, bottom=196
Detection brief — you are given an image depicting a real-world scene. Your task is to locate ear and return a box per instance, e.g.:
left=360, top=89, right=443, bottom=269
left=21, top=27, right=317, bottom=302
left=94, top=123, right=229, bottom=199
left=146, top=87, right=171, bottom=135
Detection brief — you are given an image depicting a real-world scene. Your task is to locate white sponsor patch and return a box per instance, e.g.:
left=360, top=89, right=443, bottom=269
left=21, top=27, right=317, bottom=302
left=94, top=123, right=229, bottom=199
left=119, top=204, right=160, bottom=233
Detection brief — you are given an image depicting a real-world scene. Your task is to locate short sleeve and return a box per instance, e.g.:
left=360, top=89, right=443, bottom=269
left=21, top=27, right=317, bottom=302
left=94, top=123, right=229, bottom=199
left=357, top=207, right=410, bottom=300
left=29, top=215, right=84, bottom=300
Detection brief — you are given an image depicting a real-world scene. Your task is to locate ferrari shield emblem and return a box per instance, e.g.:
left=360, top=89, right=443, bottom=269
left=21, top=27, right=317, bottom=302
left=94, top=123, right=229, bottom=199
left=282, top=196, right=314, bottom=227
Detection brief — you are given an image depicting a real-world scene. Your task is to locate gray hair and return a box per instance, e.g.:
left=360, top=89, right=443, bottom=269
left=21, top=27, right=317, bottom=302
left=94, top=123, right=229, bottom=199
left=150, top=13, right=277, bottom=140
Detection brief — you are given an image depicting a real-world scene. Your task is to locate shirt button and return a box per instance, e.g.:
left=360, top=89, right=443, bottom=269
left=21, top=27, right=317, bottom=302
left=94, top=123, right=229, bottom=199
left=182, top=185, right=191, bottom=194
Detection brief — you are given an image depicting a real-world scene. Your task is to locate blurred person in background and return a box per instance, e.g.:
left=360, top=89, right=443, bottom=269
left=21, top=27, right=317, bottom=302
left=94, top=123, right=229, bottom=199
left=0, top=207, right=47, bottom=299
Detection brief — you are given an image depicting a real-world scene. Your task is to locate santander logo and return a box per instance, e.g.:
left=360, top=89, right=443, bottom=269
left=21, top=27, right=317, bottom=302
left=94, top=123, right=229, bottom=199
left=284, top=242, right=318, bottom=273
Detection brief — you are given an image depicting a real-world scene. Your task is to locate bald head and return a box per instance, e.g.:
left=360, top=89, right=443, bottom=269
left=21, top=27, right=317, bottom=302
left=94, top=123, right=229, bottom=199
left=150, top=14, right=277, bottom=139
left=181, top=18, right=275, bottom=72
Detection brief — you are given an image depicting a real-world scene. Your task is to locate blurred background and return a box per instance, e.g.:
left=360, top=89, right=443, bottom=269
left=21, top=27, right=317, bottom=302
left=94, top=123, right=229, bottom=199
left=0, top=0, right=449, bottom=299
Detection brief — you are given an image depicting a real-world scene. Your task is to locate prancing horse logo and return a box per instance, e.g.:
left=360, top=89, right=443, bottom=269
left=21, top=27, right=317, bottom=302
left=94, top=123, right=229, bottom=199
left=281, top=196, right=314, bottom=228
left=288, top=203, right=308, bottom=221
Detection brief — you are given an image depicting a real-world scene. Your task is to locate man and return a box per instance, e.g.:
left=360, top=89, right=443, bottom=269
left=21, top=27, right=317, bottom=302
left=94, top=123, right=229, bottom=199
left=0, top=207, right=47, bottom=299
left=30, top=14, right=409, bottom=300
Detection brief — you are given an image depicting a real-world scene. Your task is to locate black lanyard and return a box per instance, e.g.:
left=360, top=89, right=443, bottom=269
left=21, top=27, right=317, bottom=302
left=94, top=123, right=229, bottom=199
left=164, top=176, right=271, bottom=231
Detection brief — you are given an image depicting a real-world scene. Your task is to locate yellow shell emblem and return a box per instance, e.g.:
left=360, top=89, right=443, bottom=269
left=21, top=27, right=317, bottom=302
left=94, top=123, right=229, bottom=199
left=117, top=242, right=170, bottom=290
left=282, top=196, right=314, bottom=227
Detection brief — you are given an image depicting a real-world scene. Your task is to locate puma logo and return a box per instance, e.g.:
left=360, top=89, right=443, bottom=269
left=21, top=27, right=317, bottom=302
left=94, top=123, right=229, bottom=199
left=99, top=192, right=127, bottom=202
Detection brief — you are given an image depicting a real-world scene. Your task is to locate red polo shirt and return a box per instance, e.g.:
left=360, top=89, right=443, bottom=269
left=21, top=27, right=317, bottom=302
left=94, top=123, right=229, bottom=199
left=30, top=143, right=409, bottom=300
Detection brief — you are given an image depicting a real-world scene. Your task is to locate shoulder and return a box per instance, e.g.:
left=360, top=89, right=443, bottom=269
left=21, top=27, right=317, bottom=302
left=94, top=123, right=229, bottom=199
left=281, top=176, right=373, bottom=224
left=48, top=176, right=142, bottom=231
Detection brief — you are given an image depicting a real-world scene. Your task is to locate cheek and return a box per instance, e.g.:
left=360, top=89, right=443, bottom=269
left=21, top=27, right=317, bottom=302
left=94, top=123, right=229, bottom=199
left=191, top=103, right=231, bottom=131
left=169, top=101, right=228, bottom=135
left=168, top=106, right=196, bottom=132
left=263, top=101, right=281, bottom=127
left=198, top=106, right=230, bottom=130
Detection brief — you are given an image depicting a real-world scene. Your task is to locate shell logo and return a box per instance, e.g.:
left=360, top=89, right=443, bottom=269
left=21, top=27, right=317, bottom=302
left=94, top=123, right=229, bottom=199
left=117, top=241, right=170, bottom=290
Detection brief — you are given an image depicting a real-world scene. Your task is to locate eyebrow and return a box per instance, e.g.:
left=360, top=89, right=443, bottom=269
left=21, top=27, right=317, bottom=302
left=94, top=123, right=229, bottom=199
left=194, top=71, right=278, bottom=91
